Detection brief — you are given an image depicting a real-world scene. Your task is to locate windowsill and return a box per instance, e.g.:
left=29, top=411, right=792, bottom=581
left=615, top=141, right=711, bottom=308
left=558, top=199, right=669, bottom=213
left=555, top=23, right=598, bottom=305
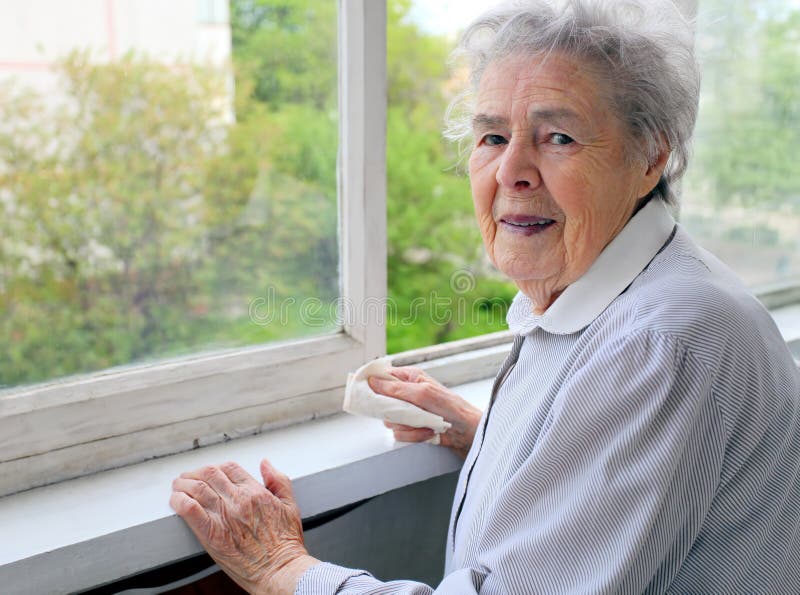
left=0, top=377, right=494, bottom=594
left=771, top=303, right=800, bottom=344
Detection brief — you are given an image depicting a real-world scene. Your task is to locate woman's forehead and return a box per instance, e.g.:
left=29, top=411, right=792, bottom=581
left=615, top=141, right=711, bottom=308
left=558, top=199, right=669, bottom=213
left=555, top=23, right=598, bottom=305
left=474, top=53, right=610, bottom=123
left=478, top=52, right=600, bottom=94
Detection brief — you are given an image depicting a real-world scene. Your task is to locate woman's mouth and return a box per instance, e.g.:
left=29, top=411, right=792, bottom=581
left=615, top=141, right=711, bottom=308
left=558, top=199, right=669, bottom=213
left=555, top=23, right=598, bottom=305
left=500, top=216, right=556, bottom=235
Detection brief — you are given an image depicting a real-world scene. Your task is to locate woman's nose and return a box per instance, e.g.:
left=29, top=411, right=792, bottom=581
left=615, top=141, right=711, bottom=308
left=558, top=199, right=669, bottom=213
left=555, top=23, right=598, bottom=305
left=496, top=140, right=541, bottom=191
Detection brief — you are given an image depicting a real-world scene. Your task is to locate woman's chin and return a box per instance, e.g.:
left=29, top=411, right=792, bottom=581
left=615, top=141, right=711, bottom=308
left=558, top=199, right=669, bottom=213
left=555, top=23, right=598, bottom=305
left=501, top=266, right=559, bottom=290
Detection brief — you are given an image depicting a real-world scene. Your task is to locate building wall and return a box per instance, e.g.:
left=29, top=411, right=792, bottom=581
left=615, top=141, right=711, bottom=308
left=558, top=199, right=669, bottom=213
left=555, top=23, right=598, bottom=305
left=0, top=0, right=231, bottom=93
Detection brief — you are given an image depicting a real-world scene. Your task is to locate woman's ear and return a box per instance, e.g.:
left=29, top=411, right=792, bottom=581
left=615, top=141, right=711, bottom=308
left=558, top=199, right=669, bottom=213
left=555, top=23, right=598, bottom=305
left=637, top=140, right=670, bottom=199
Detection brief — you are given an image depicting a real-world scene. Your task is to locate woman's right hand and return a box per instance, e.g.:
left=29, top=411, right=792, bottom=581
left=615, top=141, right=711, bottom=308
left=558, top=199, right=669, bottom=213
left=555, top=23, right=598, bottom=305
left=368, top=366, right=483, bottom=459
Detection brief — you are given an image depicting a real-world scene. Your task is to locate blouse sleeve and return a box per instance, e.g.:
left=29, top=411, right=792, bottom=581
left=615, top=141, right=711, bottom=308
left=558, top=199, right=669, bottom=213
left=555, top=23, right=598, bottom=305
left=295, top=561, right=489, bottom=594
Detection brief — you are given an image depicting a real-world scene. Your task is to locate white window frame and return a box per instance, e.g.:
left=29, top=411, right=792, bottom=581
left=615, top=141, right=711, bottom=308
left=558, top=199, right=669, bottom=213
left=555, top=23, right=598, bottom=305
left=0, top=0, right=390, bottom=498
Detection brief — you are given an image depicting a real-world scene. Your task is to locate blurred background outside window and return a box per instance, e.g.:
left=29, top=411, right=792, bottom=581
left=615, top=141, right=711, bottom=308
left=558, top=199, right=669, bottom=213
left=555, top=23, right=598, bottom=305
left=0, top=0, right=339, bottom=388
left=682, top=0, right=800, bottom=292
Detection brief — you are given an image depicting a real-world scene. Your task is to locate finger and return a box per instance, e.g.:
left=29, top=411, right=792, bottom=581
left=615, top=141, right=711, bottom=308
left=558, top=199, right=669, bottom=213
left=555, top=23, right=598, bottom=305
left=170, top=491, right=217, bottom=550
left=260, top=458, right=296, bottom=504
left=387, top=366, right=426, bottom=382
left=368, top=376, right=422, bottom=406
left=392, top=427, right=436, bottom=442
left=367, top=374, right=398, bottom=394
left=183, top=465, right=235, bottom=499
left=219, top=461, right=261, bottom=487
left=170, top=489, right=212, bottom=528
left=172, top=477, right=222, bottom=511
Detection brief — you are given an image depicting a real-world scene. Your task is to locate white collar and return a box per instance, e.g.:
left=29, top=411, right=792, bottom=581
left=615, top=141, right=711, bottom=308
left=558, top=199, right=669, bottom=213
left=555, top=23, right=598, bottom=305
left=506, top=199, right=676, bottom=335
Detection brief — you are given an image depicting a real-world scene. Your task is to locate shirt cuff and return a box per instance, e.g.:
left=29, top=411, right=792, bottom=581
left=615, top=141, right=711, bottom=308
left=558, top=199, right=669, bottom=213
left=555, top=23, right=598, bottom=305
left=295, top=561, right=373, bottom=595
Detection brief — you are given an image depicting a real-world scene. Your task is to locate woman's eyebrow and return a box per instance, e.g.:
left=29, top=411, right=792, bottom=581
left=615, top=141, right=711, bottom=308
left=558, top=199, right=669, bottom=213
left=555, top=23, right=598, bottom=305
left=473, top=109, right=587, bottom=131
left=472, top=114, right=508, bottom=131
left=528, top=108, right=583, bottom=126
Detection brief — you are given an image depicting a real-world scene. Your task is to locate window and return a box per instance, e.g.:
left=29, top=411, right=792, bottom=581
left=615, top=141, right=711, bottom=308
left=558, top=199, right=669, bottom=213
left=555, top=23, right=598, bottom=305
left=197, top=0, right=229, bottom=24
left=0, top=0, right=387, bottom=497
left=682, top=0, right=800, bottom=299
left=385, top=1, right=517, bottom=354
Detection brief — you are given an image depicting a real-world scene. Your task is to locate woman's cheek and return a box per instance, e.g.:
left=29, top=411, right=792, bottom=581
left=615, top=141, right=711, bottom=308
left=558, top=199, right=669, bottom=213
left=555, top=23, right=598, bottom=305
left=469, top=147, right=501, bottom=257
left=468, top=146, right=497, bottom=176
left=477, top=211, right=496, bottom=237
left=469, top=152, right=498, bottom=208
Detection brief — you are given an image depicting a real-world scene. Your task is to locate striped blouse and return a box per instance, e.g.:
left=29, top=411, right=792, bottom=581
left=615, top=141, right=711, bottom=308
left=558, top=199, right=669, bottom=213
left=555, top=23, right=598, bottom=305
left=296, top=200, right=800, bottom=594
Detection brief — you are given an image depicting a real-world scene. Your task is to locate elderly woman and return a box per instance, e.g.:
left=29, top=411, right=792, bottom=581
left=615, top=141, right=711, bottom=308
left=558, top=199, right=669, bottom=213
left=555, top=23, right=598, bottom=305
left=170, top=0, right=800, bottom=592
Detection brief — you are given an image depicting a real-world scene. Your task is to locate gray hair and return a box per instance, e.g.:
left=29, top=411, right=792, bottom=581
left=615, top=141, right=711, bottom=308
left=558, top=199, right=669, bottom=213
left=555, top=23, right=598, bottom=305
left=445, top=0, right=700, bottom=204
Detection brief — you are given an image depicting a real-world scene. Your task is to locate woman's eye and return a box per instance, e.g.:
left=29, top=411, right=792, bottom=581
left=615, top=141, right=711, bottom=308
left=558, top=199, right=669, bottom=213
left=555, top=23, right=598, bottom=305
left=551, top=133, right=575, bottom=146
left=483, top=134, right=508, bottom=146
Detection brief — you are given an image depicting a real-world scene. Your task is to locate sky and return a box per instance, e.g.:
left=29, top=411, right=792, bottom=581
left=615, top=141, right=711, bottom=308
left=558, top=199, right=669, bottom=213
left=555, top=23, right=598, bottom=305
left=408, top=0, right=800, bottom=37
left=407, top=0, right=496, bottom=36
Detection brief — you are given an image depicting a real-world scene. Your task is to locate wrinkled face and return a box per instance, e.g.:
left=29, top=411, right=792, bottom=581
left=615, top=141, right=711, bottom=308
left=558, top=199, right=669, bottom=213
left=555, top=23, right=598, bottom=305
left=468, top=53, right=660, bottom=307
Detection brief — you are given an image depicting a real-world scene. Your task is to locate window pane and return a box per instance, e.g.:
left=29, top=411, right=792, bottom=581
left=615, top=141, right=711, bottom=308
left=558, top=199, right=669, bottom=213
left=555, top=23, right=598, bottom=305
left=682, top=1, right=800, bottom=289
left=198, top=0, right=229, bottom=24
left=0, top=0, right=339, bottom=389
left=386, top=0, right=516, bottom=354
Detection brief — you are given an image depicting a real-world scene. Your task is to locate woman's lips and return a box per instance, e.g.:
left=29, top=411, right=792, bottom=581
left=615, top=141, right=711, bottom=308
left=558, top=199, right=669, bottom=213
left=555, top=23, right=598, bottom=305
left=499, top=215, right=556, bottom=236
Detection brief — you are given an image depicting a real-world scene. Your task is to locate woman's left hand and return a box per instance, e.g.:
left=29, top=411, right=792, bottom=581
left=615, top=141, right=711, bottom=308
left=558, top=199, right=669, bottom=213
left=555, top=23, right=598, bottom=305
left=170, top=458, right=319, bottom=594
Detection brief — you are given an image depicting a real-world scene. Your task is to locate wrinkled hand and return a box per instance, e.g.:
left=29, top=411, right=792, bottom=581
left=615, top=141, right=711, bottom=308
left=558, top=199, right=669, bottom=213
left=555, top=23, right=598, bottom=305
left=368, top=366, right=483, bottom=459
left=170, top=459, right=318, bottom=594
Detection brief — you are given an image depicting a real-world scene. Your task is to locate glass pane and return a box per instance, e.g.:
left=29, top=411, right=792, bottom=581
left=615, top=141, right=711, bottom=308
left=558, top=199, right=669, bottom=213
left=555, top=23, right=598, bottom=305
left=683, top=1, right=800, bottom=290
left=0, top=0, right=339, bottom=389
left=386, top=0, right=516, bottom=354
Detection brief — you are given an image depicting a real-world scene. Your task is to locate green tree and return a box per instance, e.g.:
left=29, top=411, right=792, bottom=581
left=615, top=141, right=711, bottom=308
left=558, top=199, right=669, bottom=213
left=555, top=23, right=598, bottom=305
left=690, top=2, right=800, bottom=209
left=230, top=0, right=337, bottom=110
left=226, top=0, right=516, bottom=353
left=0, top=49, right=339, bottom=387
left=224, top=0, right=339, bottom=306
left=0, top=53, right=229, bottom=385
left=384, top=0, right=516, bottom=351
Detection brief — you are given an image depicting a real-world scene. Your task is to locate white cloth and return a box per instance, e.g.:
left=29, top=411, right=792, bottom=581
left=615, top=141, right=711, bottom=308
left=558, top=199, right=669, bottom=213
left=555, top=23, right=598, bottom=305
left=343, top=358, right=451, bottom=445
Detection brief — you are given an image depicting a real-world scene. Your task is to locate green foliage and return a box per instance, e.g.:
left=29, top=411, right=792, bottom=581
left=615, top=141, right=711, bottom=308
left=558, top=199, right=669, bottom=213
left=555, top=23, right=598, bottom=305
left=0, top=48, right=338, bottom=387
left=230, top=0, right=337, bottom=109
left=689, top=2, right=800, bottom=209
left=383, top=0, right=516, bottom=353
left=1, top=53, right=228, bottom=385
left=9, top=0, right=797, bottom=387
